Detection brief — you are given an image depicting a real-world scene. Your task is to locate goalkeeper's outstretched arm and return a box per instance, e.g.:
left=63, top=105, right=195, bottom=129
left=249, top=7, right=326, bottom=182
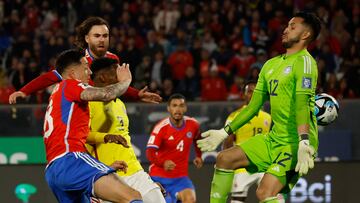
left=197, top=91, right=268, bottom=152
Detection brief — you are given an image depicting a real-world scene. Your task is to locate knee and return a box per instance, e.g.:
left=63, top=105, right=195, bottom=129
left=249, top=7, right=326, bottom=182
left=216, top=151, right=232, bottom=169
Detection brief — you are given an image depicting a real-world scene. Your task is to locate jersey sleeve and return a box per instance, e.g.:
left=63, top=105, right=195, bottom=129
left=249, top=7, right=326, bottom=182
left=147, top=125, right=164, bottom=149
left=254, top=62, right=269, bottom=94
left=192, top=121, right=202, bottom=158
left=20, top=70, right=62, bottom=95
left=63, top=80, right=89, bottom=102
left=294, top=55, right=318, bottom=95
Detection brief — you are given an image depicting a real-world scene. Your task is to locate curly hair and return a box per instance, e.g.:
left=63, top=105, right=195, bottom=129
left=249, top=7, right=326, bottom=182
left=74, top=17, right=110, bottom=49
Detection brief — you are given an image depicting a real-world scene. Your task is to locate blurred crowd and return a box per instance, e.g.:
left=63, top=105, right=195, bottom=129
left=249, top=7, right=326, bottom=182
left=0, top=0, right=359, bottom=104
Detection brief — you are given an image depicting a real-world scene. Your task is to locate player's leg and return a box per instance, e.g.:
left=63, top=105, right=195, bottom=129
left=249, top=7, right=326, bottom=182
left=210, top=146, right=249, bottom=203
left=230, top=172, right=263, bottom=203
left=150, top=176, right=174, bottom=203
left=173, top=177, right=196, bottom=203
left=257, top=173, right=284, bottom=203
left=120, top=170, right=166, bottom=203
left=94, top=173, right=142, bottom=203
left=257, top=142, right=299, bottom=203
left=177, top=188, right=196, bottom=203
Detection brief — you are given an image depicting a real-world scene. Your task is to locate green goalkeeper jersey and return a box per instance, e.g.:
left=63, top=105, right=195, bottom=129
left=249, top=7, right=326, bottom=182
left=255, top=49, right=318, bottom=148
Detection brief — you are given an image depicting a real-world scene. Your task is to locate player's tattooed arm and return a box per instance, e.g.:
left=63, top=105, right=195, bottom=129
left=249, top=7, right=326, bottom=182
left=80, top=82, right=131, bottom=101
left=81, top=63, right=132, bottom=102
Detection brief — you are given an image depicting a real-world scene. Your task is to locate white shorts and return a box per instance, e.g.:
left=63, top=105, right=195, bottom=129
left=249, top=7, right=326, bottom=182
left=122, top=170, right=160, bottom=196
left=231, top=172, right=264, bottom=194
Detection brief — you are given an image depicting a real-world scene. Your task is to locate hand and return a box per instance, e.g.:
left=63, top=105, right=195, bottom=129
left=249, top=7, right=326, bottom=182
left=104, top=134, right=129, bottom=148
left=154, top=182, right=167, bottom=197
left=116, top=63, right=132, bottom=83
left=110, top=160, right=128, bottom=173
left=196, top=128, right=229, bottom=152
left=163, top=160, right=176, bottom=171
left=9, top=91, right=27, bottom=104
left=138, top=86, right=162, bottom=103
left=193, top=157, right=203, bottom=169
left=295, top=140, right=315, bottom=176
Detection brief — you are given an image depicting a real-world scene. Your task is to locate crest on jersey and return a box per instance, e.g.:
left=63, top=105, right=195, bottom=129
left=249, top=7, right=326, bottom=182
left=302, top=77, right=312, bottom=89
left=186, top=132, right=192, bottom=138
left=284, top=66, right=292, bottom=74
left=264, top=120, right=269, bottom=127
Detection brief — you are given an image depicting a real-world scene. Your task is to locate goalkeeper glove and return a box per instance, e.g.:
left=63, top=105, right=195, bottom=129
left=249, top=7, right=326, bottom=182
left=295, top=137, right=315, bottom=176
left=196, top=127, right=230, bottom=152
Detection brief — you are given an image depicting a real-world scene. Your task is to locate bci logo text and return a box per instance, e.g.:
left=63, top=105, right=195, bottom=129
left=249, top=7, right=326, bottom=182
left=0, top=152, right=28, bottom=164
left=290, top=175, right=331, bottom=203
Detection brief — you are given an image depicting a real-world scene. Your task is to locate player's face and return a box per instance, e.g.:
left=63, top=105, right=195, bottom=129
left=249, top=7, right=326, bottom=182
left=282, top=17, right=308, bottom=48
left=72, top=57, right=91, bottom=83
left=244, top=83, right=255, bottom=104
left=85, top=25, right=109, bottom=57
left=167, top=98, right=187, bottom=121
left=102, top=65, right=118, bottom=85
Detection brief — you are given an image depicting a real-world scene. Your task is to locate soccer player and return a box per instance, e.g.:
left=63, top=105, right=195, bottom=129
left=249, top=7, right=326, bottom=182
left=222, top=81, right=272, bottom=203
left=42, top=49, right=142, bottom=202
left=146, top=94, right=203, bottom=203
left=197, top=12, right=321, bottom=203
left=86, top=57, right=166, bottom=203
left=8, top=16, right=161, bottom=104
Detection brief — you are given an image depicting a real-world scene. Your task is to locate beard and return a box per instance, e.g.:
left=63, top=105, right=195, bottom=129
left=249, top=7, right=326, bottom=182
left=89, top=43, right=107, bottom=57
left=282, top=36, right=301, bottom=49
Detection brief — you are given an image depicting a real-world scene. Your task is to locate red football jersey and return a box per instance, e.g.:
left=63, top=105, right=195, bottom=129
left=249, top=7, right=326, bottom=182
left=147, top=116, right=201, bottom=178
left=84, top=48, right=119, bottom=67
left=43, top=79, right=89, bottom=164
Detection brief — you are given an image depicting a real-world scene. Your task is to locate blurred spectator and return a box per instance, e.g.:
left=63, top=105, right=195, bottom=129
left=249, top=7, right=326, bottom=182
left=167, top=42, right=193, bottom=82
left=227, top=76, right=245, bottom=101
left=151, top=50, right=171, bottom=86
left=143, top=30, right=163, bottom=60
left=325, top=73, right=339, bottom=98
left=250, top=49, right=268, bottom=70
left=176, top=66, right=200, bottom=101
left=202, top=31, right=218, bottom=54
left=161, top=79, right=174, bottom=101
left=226, top=46, right=256, bottom=78
left=201, top=66, right=227, bottom=101
left=337, top=78, right=356, bottom=99
left=153, top=1, right=180, bottom=34
left=0, top=69, right=15, bottom=104
left=134, top=55, right=152, bottom=89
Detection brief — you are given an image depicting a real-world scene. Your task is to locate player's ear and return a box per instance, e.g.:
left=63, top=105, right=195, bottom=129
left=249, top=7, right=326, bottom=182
left=85, top=35, right=90, bottom=44
left=301, top=30, right=311, bottom=41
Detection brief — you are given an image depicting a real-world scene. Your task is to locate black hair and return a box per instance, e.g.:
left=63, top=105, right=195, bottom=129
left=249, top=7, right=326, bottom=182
left=167, top=93, right=186, bottom=105
left=244, top=80, right=257, bottom=91
left=90, top=58, right=118, bottom=80
left=294, top=12, right=322, bottom=42
left=55, top=49, right=84, bottom=75
left=75, top=17, right=110, bottom=49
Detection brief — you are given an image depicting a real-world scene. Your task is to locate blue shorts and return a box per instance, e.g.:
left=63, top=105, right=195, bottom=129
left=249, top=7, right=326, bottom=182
left=151, top=176, right=195, bottom=203
left=45, top=152, right=115, bottom=203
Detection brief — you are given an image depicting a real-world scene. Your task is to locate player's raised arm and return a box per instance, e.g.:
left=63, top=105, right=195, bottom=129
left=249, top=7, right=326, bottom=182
left=9, top=70, right=62, bottom=104
left=197, top=68, right=269, bottom=152
left=80, top=63, right=132, bottom=102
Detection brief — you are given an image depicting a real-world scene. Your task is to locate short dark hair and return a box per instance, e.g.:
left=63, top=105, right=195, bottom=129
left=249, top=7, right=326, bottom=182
left=167, top=93, right=186, bottom=105
left=75, top=17, right=110, bottom=49
left=55, top=49, right=84, bottom=75
left=294, top=12, right=322, bottom=42
left=244, top=80, right=257, bottom=92
left=91, top=58, right=118, bottom=74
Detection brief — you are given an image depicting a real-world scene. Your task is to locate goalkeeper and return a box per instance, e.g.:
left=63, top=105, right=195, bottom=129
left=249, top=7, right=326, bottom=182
left=197, top=12, right=321, bottom=203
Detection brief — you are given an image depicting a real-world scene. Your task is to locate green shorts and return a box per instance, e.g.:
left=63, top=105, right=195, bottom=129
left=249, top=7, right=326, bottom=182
left=239, top=134, right=299, bottom=194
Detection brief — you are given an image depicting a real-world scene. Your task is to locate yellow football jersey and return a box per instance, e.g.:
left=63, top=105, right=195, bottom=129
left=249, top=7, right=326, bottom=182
left=86, top=98, right=142, bottom=176
left=225, top=105, right=272, bottom=173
